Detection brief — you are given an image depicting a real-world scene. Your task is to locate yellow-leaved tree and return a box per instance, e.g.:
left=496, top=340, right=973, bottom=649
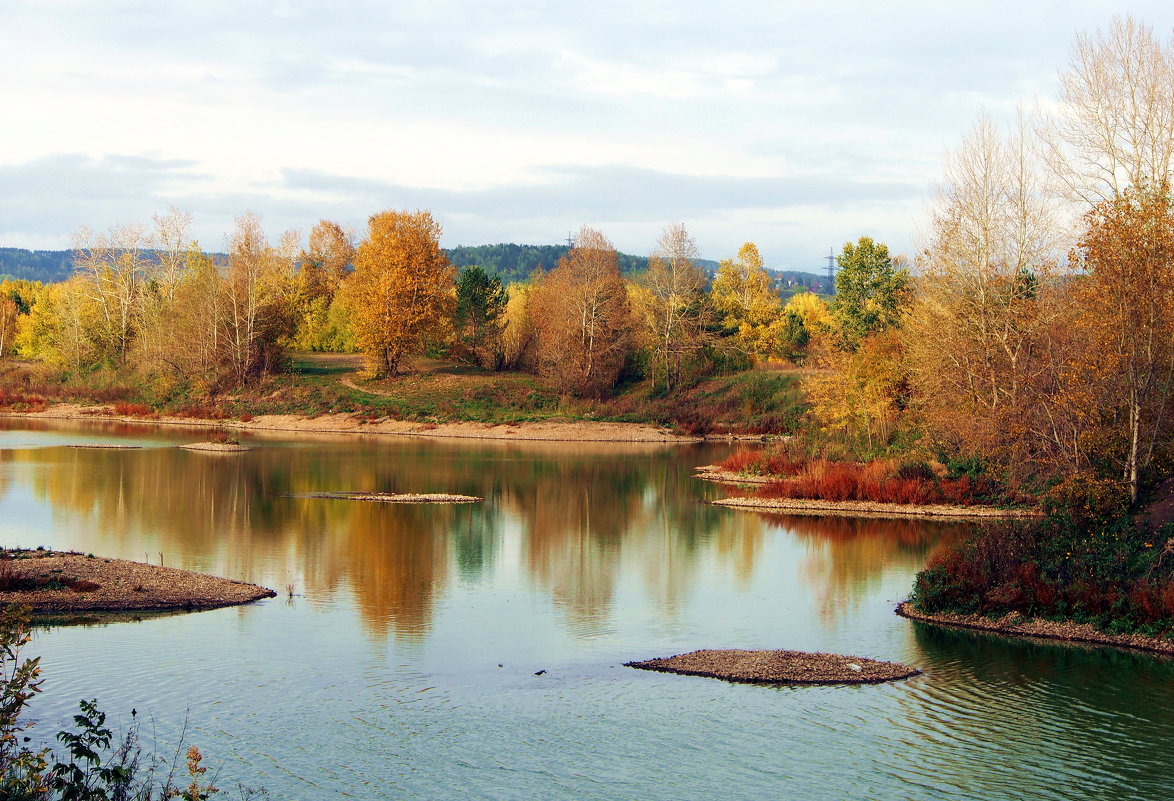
left=711, top=242, right=785, bottom=360
left=346, top=210, right=455, bottom=377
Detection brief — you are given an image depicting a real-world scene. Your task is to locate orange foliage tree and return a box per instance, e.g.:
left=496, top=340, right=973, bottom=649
left=346, top=210, right=455, bottom=377
left=1076, top=184, right=1174, bottom=501
left=530, top=226, right=631, bottom=396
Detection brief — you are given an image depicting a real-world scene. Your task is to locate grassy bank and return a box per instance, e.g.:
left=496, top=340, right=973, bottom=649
left=0, top=354, right=809, bottom=436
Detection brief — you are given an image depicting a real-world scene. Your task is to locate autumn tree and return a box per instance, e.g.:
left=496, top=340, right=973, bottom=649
left=1077, top=184, right=1174, bottom=501
left=1042, top=15, right=1174, bottom=204
left=530, top=226, right=631, bottom=396
left=904, top=115, right=1065, bottom=469
left=500, top=281, right=538, bottom=371
left=222, top=213, right=298, bottom=382
left=151, top=206, right=195, bottom=302
left=830, top=236, right=908, bottom=351
left=346, top=210, right=455, bottom=377
left=290, top=220, right=357, bottom=352
left=134, top=245, right=228, bottom=387
left=636, top=223, right=711, bottom=392
left=0, top=282, right=32, bottom=357
left=301, top=220, right=356, bottom=300
left=71, top=221, right=153, bottom=364
left=711, top=242, right=785, bottom=360
left=453, top=266, right=507, bottom=368
left=806, top=330, right=905, bottom=451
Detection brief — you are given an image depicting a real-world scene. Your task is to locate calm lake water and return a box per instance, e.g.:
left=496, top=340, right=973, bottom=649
left=2, top=418, right=1173, bottom=800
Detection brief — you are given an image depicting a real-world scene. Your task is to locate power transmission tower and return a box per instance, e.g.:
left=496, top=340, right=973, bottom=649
left=825, top=247, right=837, bottom=294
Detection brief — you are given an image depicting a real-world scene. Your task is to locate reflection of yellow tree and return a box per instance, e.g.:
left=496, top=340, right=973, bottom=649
left=7, top=428, right=764, bottom=639
left=343, top=502, right=450, bottom=641
left=766, top=513, right=967, bottom=624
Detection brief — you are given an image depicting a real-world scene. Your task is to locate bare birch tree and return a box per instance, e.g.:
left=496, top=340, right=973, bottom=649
left=223, top=213, right=297, bottom=382
left=71, top=222, right=152, bottom=364
left=906, top=114, right=1065, bottom=468
left=637, top=223, right=711, bottom=392
left=1042, top=15, right=1174, bottom=204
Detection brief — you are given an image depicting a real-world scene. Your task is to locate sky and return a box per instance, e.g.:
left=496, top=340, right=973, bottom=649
left=3, top=1, right=1174, bottom=270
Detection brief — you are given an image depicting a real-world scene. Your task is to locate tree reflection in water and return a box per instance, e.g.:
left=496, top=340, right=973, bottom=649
left=2, top=423, right=961, bottom=640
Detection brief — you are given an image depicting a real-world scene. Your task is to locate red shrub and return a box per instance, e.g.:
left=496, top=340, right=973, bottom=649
left=763, top=453, right=804, bottom=476
left=719, top=449, right=763, bottom=473
left=755, top=480, right=795, bottom=499
left=239, top=412, right=254, bottom=423
left=812, top=465, right=858, bottom=501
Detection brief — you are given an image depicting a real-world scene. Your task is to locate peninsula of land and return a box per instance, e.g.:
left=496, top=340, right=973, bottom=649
left=0, top=549, right=276, bottom=613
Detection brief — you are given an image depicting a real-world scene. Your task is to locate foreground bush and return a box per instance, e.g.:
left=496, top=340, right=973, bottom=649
left=911, top=514, right=1174, bottom=636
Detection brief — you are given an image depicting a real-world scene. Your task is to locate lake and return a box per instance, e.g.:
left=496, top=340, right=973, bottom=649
left=2, top=418, right=1173, bottom=800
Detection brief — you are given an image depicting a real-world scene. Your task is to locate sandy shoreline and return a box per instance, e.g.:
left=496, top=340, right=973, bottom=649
left=626, top=648, right=921, bottom=684
left=897, top=602, right=1174, bottom=656
left=712, top=496, right=1041, bottom=520
left=3, top=404, right=702, bottom=444
left=0, top=550, right=276, bottom=613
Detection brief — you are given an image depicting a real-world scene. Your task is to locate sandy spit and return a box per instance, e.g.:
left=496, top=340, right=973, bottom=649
left=7, top=404, right=701, bottom=444
left=297, top=491, right=482, bottom=503
left=711, top=496, right=1042, bottom=520
left=897, top=602, right=1174, bottom=656
left=692, top=466, right=778, bottom=485
left=626, top=648, right=921, bottom=685
left=179, top=441, right=250, bottom=452
left=0, top=550, right=276, bottom=613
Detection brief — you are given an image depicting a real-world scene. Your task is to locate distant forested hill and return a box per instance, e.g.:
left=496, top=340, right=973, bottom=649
left=0, top=244, right=831, bottom=294
left=446, top=243, right=649, bottom=283
left=0, top=248, right=73, bottom=283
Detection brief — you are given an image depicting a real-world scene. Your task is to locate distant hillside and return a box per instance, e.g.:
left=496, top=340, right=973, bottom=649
left=0, top=248, right=73, bottom=283
left=446, top=243, right=649, bottom=283
left=0, top=244, right=833, bottom=294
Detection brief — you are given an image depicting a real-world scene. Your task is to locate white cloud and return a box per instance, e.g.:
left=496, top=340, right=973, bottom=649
left=3, top=0, right=1174, bottom=260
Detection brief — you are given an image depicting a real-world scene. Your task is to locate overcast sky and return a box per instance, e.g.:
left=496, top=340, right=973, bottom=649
left=4, top=1, right=1174, bottom=269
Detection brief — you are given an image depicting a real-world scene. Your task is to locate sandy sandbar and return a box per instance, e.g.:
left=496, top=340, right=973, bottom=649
left=626, top=648, right=921, bottom=685
left=897, top=602, right=1174, bottom=655
left=692, top=466, right=778, bottom=485
left=711, top=496, right=1041, bottom=520
left=0, top=550, right=276, bottom=613
left=179, top=441, right=251, bottom=452
left=297, top=491, right=482, bottom=503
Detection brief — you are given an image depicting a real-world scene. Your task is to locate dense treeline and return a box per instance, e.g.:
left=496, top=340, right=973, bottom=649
left=0, top=209, right=834, bottom=403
